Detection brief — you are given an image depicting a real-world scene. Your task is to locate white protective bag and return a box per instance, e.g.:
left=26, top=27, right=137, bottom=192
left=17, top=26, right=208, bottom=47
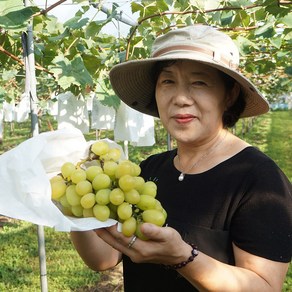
left=0, top=127, right=122, bottom=231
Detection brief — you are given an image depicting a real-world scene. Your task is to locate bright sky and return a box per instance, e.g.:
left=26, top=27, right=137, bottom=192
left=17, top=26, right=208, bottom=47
left=32, top=0, right=138, bottom=36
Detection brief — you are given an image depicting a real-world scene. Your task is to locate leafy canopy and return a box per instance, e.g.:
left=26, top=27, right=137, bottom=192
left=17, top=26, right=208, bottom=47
left=0, top=0, right=291, bottom=107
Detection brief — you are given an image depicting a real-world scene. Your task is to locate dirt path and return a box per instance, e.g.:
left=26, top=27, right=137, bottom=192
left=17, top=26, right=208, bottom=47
left=78, top=262, right=124, bottom=292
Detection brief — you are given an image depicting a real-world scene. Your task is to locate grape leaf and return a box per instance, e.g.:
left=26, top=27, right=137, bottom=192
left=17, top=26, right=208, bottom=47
left=0, top=7, right=39, bottom=30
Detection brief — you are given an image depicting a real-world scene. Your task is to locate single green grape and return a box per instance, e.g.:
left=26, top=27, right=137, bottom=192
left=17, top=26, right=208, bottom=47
left=134, top=176, right=145, bottom=193
left=92, top=173, right=111, bottom=190
left=142, top=209, right=166, bottom=226
left=61, top=162, right=76, bottom=179
left=71, top=169, right=87, bottom=184
left=91, top=141, right=109, bottom=156
left=95, top=188, right=111, bottom=205
left=132, top=163, right=141, bottom=176
left=136, top=195, right=156, bottom=210
left=109, top=188, right=125, bottom=205
left=115, top=161, right=135, bottom=178
left=141, top=181, right=157, bottom=197
left=71, top=205, right=83, bottom=217
left=103, top=161, right=118, bottom=177
left=75, top=180, right=93, bottom=196
left=86, top=165, right=103, bottom=182
left=108, top=148, right=121, bottom=162
left=80, top=192, right=96, bottom=209
left=66, top=184, right=81, bottom=206
left=100, top=148, right=121, bottom=161
left=93, top=204, right=110, bottom=221
left=122, top=217, right=137, bottom=237
left=50, top=175, right=65, bottom=184
left=119, top=174, right=136, bottom=192
left=117, top=202, right=133, bottom=220
left=51, top=181, right=67, bottom=200
left=124, top=189, right=141, bottom=205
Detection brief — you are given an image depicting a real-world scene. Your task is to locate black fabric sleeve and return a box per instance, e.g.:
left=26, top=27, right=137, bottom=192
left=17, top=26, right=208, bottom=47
left=231, top=160, right=292, bottom=262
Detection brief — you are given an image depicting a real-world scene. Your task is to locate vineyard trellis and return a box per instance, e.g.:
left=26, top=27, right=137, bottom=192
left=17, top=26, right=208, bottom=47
left=0, top=0, right=291, bottom=107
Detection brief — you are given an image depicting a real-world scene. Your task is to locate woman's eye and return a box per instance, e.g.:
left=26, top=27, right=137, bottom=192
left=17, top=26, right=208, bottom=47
left=161, top=79, right=173, bottom=84
left=192, top=81, right=207, bottom=86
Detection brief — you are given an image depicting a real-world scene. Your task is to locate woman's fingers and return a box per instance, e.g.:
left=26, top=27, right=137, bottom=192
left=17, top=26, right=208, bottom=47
left=97, top=224, right=139, bottom=253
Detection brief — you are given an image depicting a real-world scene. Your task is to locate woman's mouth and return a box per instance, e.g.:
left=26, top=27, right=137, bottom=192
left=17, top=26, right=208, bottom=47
left=173, top=114, right=196, bottom=124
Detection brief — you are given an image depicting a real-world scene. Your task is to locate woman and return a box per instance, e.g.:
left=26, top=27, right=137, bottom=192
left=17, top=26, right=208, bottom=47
left=71, top=25, right=292, bottom=291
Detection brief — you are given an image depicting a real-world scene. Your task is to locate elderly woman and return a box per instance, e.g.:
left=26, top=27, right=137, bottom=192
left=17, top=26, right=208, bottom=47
left=71, top=25, right=291, bottom=291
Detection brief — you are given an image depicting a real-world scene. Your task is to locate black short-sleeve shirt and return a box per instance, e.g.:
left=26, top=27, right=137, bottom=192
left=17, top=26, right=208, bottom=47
left=123, top=147, right=292, bottom=292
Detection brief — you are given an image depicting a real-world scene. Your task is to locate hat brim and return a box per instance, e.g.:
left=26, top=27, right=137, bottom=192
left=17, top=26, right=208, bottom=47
left=109, top=53, right=269, bottom=118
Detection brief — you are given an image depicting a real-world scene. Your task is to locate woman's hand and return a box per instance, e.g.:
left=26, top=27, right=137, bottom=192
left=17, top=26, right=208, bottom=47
left=96, top=223, right=193, bottom=266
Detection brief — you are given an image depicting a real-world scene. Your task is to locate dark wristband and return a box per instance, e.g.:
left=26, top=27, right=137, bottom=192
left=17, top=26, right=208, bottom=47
left=165, top=243, right=199, bottom=270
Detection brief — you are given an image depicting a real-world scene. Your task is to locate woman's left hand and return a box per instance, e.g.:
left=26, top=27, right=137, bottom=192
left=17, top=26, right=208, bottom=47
left=96, top=222, right=193, bottom=266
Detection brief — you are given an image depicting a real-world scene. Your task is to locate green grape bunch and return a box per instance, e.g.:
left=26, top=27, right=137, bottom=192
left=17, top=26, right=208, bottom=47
left=50, top=140, right=167, bottom=239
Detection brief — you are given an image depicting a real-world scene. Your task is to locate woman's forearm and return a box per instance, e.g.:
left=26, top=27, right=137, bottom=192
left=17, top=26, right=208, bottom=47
left=178, top=245, right=288, bottom=292
left=70, top=230, right=121, bottom=271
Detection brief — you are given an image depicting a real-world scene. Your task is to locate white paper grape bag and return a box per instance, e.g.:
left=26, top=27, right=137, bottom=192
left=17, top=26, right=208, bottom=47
left=0, top=127, right=122, bottom=231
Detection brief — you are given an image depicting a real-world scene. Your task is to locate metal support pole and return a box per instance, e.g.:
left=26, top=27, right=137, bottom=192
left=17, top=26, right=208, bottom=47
left=37, top=225, right=48, bottom=292
left=25, top=24, right=39, bottom=137
left=23, top=1, right=48, bottom=291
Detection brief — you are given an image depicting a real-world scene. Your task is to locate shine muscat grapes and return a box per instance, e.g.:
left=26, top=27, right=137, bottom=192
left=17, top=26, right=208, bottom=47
left=50, top=140, right=167, bottom=239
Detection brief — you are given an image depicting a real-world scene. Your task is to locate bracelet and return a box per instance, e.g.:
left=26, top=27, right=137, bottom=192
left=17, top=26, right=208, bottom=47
left=165, top=243, right=199, bottom=270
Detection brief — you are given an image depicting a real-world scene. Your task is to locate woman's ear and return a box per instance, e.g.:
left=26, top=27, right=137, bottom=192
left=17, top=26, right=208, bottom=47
left=226, top=82, right=240, bottom=109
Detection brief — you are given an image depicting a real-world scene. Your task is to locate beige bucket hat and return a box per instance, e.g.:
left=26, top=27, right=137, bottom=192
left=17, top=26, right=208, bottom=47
left=109, top=24, right=269, bottom=118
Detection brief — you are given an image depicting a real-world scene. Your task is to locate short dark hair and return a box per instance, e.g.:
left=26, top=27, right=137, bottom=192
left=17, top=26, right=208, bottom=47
left=220, top=72, right=246, bottom=128
left=152, top=60, right=246, bottom=128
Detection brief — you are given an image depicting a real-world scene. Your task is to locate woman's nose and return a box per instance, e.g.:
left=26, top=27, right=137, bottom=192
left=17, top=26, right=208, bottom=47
left=173, top=85, right=193, bottom=106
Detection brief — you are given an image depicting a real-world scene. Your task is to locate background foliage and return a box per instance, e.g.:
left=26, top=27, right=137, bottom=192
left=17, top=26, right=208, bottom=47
left=0, top=0, right=291, bottom=108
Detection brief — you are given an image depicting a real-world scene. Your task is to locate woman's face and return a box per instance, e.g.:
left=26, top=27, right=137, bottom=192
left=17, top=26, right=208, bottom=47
left=155, top=60, right=232, bottom=145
